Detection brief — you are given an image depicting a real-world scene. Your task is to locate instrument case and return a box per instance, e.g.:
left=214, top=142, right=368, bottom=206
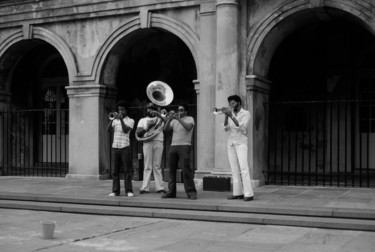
left=203, top=176, right=231, bottom=191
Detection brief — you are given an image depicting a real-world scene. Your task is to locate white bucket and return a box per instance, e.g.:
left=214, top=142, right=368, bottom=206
left=40, top=220, right=56, bottom=239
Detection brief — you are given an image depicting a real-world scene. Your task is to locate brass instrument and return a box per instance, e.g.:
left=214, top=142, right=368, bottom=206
left=146, top=81, right=173, bottom=106
left=136, top=81, right=174, bottom=142
left=159, top=109, right=177, bottom=118
left=213, top=107, right=231, bottom=115
left=108, top=112, right=119, bottom=120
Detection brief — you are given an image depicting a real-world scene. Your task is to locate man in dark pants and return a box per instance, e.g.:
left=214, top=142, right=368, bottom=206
left=162, top=104, right=197, bottom=200
left=107, top=100, right=135, bottom=197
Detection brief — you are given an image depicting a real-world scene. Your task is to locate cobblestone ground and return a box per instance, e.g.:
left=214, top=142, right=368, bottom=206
left=1, top=209, right=375, bottom=252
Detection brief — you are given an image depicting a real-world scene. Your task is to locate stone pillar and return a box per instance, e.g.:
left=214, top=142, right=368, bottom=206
left=246, top=75, right=271, bottom=187
left=195, top=1, right=216, bottom=177
left=65, top=84, right=116, bottom=180
left=214, top=0, right=240, bottom=173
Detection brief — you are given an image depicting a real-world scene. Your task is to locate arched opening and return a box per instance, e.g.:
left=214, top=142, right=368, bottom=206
left=266, top=8, right=375, bottom=187
left=101, top=28, right=197, bottom=178
left=0, top=40, right=69, bottom=177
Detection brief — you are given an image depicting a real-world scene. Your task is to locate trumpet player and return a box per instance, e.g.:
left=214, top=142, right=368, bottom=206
left=223, top=95, right=254, bottom=202
left=107, top=100, right=135, bottom=197
left=136, top=102, right=166, bottom=194
left=162, top=104, right=197, bottom=200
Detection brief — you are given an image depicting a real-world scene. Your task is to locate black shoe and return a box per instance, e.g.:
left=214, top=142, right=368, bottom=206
left=227, top=195, right=244, bottom=200
left=244, top=196, right=254, bottom=202
left=156, top=190, right=166, bottom=193
left=161, top=193, right=176, bottom=199
left=188, top=194, right=197, bottom=200
left=139, top=190, right=149, bottom=194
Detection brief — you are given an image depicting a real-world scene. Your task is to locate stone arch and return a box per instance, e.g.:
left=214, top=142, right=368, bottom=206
left=0, top=27, right=76, bottom=91
left=150, top=13, right=199, bottom=71
left=32, top=27, right=77, bottom=84
left=93, top=13, right=200, bottom=85
left=0, top=30, right=23, bottom=57
left=0, top=30, right=24, bottom=92
left=247, top=0, right=375, bottom=78
left=91, top=16, right=140, bottom=85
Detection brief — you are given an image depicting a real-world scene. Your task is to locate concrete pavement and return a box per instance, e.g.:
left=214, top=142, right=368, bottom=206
left=1, top=177, right=375, bottom=231
left=2, top=208, right=375, bottom=252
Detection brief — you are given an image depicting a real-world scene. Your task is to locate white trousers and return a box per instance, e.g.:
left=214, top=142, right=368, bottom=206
left=228, top=143, right=254, bottom=197
left=140, top=141, right=164, bottom=191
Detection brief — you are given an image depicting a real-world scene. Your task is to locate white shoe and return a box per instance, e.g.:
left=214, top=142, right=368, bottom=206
left=108, top=193, right=117, bottom=197
left=127, top=192, right=134, bottom=197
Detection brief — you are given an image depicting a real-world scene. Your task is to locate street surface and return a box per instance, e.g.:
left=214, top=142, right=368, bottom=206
left=1, top=209, right=374, bottom=252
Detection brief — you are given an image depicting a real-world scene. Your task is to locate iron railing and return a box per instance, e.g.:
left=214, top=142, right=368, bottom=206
left=266, top=100, right=375, bottom=187
left=0, top=109, right=69, bottom=177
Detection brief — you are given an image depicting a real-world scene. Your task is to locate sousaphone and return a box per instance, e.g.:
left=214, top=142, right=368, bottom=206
left=136, top=81, right=174, bottom=142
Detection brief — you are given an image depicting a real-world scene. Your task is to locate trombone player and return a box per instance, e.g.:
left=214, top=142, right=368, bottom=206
left=136, top=102, right=166, bottom=194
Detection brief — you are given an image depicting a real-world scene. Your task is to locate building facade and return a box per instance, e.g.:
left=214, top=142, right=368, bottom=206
left=0, top=0, right=375, bottom=187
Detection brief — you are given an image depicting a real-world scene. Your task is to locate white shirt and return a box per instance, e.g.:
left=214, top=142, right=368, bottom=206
left=137, top=117, right=164, bottom=141
left=224, top=108, right=250, bottom=146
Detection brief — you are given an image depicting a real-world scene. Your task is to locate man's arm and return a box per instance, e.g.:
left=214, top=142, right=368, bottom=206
left=224, top=110, right=239, bottom=127
left=150, top=110, right=167, bottom=123
left=175, top=116, right=194, bottom=131
left=163, top=116, right=173, bottom=131
left=120, top=118, right=132, bottom=133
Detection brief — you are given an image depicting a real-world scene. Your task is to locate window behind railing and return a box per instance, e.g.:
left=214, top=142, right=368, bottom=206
left=266, top=100, right=375, bottom=187
left=0, top=108, right=69, bottom=177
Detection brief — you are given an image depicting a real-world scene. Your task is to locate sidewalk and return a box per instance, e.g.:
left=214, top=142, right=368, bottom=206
left=1, top=176, right=375, bottom=231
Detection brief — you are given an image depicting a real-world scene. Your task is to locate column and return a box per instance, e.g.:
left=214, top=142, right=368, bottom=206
left=65, top=84, right=117, bottom=180
left=246, top=75, right=271, bottom=187
left=214, top=0, right=240, bottom=173
left=194, top=1, right=216, bottom=177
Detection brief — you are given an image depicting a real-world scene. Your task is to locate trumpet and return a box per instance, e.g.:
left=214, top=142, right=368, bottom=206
left=150, top=109, right=178, bottom=118
left=108, top=112, right=119, bottom=120
left=213, top=107, right=231, bottom=115
left=160, top=109, right=178, bottom=118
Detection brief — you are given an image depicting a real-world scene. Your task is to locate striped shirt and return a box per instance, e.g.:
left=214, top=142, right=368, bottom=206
left=112, top=116, right=134, bottom=148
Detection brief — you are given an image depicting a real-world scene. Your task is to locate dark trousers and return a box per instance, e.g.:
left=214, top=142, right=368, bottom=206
left=167, top=145, right=197, bottom=197
left=112, top=147, right=133, bottom=194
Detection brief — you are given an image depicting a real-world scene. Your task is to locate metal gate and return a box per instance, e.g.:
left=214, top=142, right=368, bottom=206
left=266, top=100, right=375, bottom=187
left=0, top=109, right=69, bottom=177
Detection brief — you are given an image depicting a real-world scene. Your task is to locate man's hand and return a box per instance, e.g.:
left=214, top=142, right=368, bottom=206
left=223, top=108, right=233, bottom=118
left=150, top=110, right=162, bottom=118
left=146, top=119, right=156, bottom=129
left=114, top=113, right=123, bottom=120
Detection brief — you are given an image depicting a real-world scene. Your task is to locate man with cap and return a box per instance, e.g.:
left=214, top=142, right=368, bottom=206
left=136, top=102, right=166, bottom=194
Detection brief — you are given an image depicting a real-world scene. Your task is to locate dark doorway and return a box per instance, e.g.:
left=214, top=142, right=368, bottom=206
left=1, top=41, right=69, bottom=177
left=116, top=30, right=196, bottom=107
left=104, top=29, right=197, bottom=180
left=267, top=9, right=375, bottom=187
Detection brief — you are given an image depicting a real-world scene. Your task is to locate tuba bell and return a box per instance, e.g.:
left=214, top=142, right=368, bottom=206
left=146, top=81, right=174, bottom=106
left=136, top=81, right=174, bottom=142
